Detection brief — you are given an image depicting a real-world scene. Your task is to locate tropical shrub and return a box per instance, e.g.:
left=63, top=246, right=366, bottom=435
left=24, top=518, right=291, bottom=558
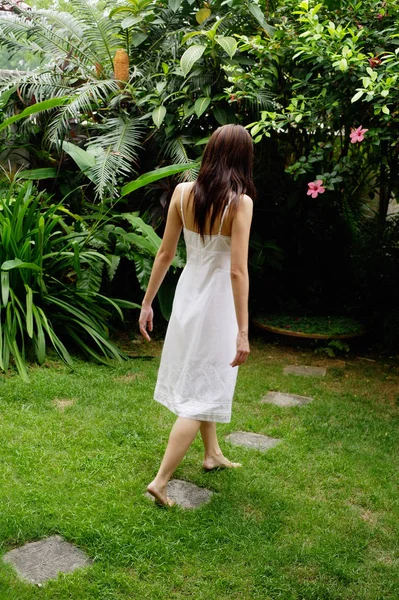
left=0, top=179, right=140, bottom=380
left=0, top=0, right=274, bottom=202
left=230, top=0, right=399, bottom=330
left=245, top=0, right=399, bottom=219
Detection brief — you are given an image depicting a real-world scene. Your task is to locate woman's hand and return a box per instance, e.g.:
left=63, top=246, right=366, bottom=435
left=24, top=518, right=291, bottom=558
left=230, top=331, right=250, bottom=367
left=139, top=304, right=154, bottom=341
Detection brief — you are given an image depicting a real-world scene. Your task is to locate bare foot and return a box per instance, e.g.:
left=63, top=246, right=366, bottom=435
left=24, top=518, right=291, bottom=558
left=203, top=455, right=242, bottom=471
left=147, top=481, right=175, bottom=507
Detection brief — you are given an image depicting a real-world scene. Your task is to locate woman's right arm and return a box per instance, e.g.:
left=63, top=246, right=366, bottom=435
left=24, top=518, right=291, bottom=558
left=230, top=194, right=253, bottom=367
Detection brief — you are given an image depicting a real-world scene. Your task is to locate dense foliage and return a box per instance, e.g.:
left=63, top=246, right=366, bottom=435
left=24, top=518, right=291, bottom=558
left=0, top=180, right=142, bottom=379
left=0, top=0, right=398, bottom=361
left=240, top=0, right=399, bottom=347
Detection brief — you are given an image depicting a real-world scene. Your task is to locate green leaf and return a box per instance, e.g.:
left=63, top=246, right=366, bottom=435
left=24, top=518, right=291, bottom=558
left=180, top=45, right=206, bottom=78
left=37, top=305, right=73, bottom=367
left=18, top=168, right=58, bottom=180
left=351, top=90, right=364, bottom=103
left=248, top=3, right=275, bottom=37
left=25, top=285, right=33, bottom=339
left=120, top=163, right=199, bottom=197
left=215, top=36, right=237, bottom=58
left=132, top=253, right=153, bottom=290
left=213, top=105, right=227, bottom=125
left=0, top=87, right=16, bottom=109
left=10, top=338, right=29, bottom=382
left=62, top=141, right=96, bottom=179
left=196, top=7, right=211, bottom=24
left=1, top=271, right=9, bottom=307
left=132, top=32, right=148, bottom=47
left=122, top=215, right=162, bottom=255
left=169, top=0, right=182, bottom=11
left=32, top=304, right=46, bottom=364
left=77, top=261, right=104, bottom=293
left=105, top=255, right=121, bottom=281
left=124, top=232, right=157, bottom=255
left=121, top=15, right=144, bottom=28
left=382, top=105, right=390, bottom=115
left=194, top=97, right=211, bottom=118
left=181, top=31, right=203, bottom=44
left=1, top=259, right=42, bottom=272
left=0, top=97, right=69, bottom=132
left=152, top=105, right=167, bottom=128
left=195, top=136, right=210, bottom=146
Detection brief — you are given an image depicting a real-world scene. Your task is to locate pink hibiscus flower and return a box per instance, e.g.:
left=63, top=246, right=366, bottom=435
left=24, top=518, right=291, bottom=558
left=350, top=126, right=369, bottom=143
left=307, top=180, right=326, bottom=198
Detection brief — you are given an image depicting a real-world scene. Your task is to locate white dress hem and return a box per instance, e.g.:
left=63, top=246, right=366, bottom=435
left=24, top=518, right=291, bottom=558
left=154, top=391, right=232, bottom=423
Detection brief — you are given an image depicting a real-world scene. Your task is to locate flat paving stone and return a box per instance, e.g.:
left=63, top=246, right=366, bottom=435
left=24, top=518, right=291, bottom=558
left=146, top=479, right=213, bottom=509
left=284, top=365, right=326, bottom=377
left=261, top=391, right=314, bottom=407
left=3, top=535, right=93, bottom=584
left=226, top=431, right=281, bottom=452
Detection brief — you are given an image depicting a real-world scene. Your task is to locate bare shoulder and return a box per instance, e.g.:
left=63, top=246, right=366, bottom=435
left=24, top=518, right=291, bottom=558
left=237, top=193, right=253, bottom=214
left=171, top=181, right=195, bottom=205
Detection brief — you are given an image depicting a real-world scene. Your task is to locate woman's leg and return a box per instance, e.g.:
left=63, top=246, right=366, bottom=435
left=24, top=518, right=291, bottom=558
left=147, top=416, right=201, bottom=505
left=200, top=421, right=242, bottom=470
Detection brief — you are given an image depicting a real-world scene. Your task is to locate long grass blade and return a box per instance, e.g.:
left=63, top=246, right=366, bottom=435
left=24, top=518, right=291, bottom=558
left=32, top=304, right=46, bottom=364
left=25, top=285, right=34, bottom=338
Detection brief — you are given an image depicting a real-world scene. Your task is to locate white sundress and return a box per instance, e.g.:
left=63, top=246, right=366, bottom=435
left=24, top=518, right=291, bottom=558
left=153, top=186, right=239, bottom=423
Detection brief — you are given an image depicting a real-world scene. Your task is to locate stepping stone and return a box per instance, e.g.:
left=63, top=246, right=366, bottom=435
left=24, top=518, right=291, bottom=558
left=53, top=398, right=76, bottom=411
left=261, top=392, right=313, bottom=407
left=3, top=535, right=93, bottom=585
left=225, top=432, right=281, bottom=452
left=146, top=479, right=213, bottom=509
left=284, top=365, right=326, bottom=377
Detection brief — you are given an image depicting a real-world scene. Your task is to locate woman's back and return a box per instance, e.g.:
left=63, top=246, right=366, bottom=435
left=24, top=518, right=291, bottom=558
left=180, top=181, right=235, bottom=238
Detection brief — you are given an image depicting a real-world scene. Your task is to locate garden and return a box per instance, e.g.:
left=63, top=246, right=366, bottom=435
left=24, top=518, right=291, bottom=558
left=0, top=0, right=398, bottom=598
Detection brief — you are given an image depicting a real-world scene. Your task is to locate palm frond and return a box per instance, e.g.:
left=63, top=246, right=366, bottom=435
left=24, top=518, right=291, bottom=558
left=86, top=116, right=143, bottom=199
left=0, top=12, right=97, bottom=76
left=33, top=8, right=102, bottom=67
left=0, top=6, right=118, bottom=74
left=156, top=134, right=197, bottom=181
left=246, top=90, right=274, bottom=113
left=160, top=135, right=191, bottom=164
left=70, top=0, right=122, bottom=69
left=0, top=13, right=44, bottom=57
left=88, top=145, right=119, bottom=200
left=0, top=69, right=70, bottom=98
left=43, top=79, right=121, bottom=145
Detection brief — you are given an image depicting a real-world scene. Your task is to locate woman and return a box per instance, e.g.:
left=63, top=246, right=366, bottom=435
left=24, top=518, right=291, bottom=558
left=139, top=124, right=254, bottom=506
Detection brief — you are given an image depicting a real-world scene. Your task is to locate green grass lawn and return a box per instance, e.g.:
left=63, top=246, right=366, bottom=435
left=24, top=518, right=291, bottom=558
left=0, top=336, right=398, bottom=600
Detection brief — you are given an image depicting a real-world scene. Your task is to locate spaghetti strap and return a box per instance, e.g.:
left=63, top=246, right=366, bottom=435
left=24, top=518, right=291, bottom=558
left=218, top=196, right=233, bottom=236
left=180, top=185, right=186, bottom=229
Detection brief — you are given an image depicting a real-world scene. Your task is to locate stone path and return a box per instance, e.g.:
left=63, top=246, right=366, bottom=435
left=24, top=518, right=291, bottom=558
left=146, top=479, right=213, bottom=509
left=3, top=535, right=93, bottom=585
left=226, top=431, right=281, bottom=452
left=283, top=365, right=326, bottom=377
left=261, top=391, right=313, bottom=407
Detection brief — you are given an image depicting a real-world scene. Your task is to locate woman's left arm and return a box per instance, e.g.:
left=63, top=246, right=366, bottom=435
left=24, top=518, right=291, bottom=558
left=138, top=184, right=184, bottom=341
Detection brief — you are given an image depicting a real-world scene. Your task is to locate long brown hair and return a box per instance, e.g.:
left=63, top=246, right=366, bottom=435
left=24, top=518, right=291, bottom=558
left=190, top=124, right=255, bottom=239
